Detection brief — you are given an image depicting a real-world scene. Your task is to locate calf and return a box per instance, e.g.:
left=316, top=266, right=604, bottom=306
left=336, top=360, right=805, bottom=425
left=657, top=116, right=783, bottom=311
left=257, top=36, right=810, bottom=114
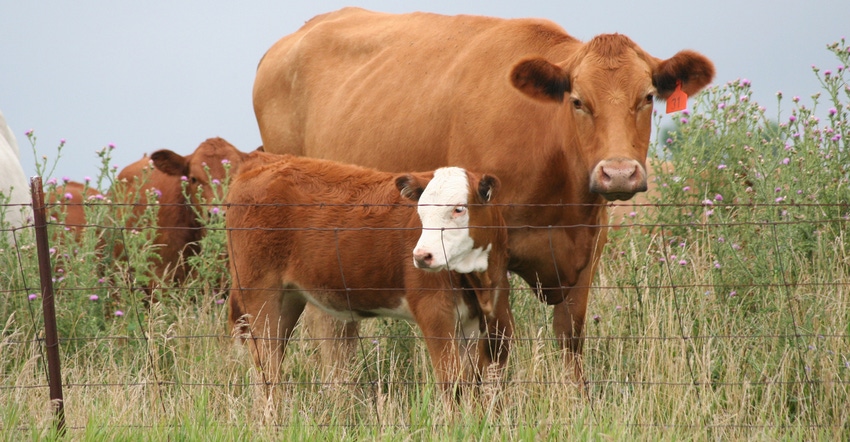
left=226, top=152, right=512, bottom=395
left=113, top=137, right=249, bottom=287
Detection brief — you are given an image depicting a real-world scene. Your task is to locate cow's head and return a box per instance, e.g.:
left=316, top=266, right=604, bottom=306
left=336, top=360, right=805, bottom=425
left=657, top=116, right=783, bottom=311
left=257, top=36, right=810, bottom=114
left=396, top=167, right=503, bottom=273
left=151, top=137, right=250, bottom=215
left=509, top=34, right=714, bottom=201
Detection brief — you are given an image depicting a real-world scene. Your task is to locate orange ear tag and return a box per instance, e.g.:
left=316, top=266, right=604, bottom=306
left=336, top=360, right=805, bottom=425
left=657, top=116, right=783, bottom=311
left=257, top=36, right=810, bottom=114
left=666, top=80, right=688, bottom=114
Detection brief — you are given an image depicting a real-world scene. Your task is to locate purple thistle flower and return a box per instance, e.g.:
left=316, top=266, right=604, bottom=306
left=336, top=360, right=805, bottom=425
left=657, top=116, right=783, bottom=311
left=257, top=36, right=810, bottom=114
left=678, top=259, right=687, bottom=266
left=89, top=295, right=99, bottom=301
left=829, top=108, right=838, bottom=116
left=717, top=164, right=727, bottom=170
left=729, top=291, right=737, bottom=297
left=714, top=194, right=723, bottom=201
left=682, top=186, right=691, bottom=192
left=781, top=157, right=790, bottom=165
left=62, top=176, right=70, bottom=183
left=114, top=310, right=124, bottom=317
left=212, top=179, right=221, bottom=185
left=64, top=192, right=73, bottom=200
left=180, top=176, right=188, bottom=182
left=215, top=299, right=225, bottom=305
left=28, top=293, right=38, bottom=301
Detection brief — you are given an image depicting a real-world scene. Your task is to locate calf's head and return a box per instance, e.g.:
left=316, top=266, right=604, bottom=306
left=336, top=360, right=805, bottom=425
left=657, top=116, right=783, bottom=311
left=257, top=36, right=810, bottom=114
left=396, top=167, right=502, bottom=273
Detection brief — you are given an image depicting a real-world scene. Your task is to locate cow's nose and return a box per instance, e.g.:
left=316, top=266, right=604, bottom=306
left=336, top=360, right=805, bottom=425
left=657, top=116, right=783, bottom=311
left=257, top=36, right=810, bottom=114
left=591, top=158, right=647, bottom=200
left=413, top=249, right=433, bottom=268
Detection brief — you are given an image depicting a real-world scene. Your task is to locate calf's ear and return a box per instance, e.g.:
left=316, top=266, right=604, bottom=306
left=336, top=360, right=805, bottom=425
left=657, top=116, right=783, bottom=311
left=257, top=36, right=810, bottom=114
left=476, top=174, right=500, bottom=203
left=150, top=150, right=190, bottom=177
left=395, top=173, right=432, bottom=201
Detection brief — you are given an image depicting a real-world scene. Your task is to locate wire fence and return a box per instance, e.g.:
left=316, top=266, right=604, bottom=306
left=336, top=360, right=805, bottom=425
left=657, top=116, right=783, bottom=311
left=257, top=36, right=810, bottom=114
left=1, top=178, right=849, bottom=437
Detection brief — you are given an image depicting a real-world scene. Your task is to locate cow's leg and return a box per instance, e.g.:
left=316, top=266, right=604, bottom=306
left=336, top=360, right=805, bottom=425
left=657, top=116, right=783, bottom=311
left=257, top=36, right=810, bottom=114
left=413, top=304, right=465, bottom=400
left=301, top=304, right=358, bottom=378
left=479, top=295, right=514, bottom=376
left=553, top=225, right=607, bottom=383
left=478, top=295, right=515, bottom=406
left=232, top=288, right=305, bottom=388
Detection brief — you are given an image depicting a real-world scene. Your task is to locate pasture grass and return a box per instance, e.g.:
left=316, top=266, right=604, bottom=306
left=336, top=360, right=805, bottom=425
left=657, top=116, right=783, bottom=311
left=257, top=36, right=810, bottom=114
left=1, top=39, right=848, bottom=440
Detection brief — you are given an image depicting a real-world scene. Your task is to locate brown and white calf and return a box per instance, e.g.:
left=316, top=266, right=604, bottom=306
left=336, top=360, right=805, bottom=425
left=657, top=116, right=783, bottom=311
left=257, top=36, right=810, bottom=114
left=225, top=152, right=512, bottom=395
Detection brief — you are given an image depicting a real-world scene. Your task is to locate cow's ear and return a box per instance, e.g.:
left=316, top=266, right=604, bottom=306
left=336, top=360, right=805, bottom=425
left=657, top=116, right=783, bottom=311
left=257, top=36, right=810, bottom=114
left=652, top=50, right=715, bottom=98
left=510, top=57, right=570, bottom=103
left=396, top=173, right=431, bottom=201
left=476, top=174, right=500, bottom=203
left=150, top=149, right=189, bottom=177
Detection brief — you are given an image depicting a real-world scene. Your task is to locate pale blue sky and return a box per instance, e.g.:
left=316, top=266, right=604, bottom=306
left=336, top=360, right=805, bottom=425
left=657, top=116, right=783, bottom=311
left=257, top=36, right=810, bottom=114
left=1, top=1, right=847, bottom=182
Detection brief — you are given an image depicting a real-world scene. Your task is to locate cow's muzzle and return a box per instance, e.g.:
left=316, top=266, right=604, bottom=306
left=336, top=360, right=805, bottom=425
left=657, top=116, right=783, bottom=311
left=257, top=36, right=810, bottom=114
left=590, top=158, right=647, bottom=201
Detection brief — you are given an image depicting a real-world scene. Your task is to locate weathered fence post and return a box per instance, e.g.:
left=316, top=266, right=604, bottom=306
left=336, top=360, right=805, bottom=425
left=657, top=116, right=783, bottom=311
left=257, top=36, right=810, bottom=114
left=30, top=176, right=66, bottom=434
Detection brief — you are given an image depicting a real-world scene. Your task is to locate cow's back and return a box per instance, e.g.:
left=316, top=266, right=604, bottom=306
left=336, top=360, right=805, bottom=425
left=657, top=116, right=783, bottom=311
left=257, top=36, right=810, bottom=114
left=226, top=152, right=414, bottom=295
left=254, top=7, right=577, bottom=175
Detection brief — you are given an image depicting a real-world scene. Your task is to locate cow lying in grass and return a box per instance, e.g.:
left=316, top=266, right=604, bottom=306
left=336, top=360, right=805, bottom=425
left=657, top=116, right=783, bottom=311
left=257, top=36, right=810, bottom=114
left=225, top=152, right=512, bottom=397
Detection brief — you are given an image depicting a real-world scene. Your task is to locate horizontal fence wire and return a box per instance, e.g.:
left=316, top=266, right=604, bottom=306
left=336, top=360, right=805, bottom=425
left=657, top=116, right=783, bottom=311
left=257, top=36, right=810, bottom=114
left=1, top=197, right=848, bottom=436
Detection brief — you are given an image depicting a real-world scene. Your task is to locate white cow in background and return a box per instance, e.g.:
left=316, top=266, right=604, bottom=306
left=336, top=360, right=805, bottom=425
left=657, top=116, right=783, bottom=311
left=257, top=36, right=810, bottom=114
left=0, top=108, right=31, bottom=235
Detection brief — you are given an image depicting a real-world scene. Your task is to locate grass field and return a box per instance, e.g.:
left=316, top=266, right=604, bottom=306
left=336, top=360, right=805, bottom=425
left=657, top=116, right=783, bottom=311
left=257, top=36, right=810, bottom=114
left=1, top=40, right=848, bottom=440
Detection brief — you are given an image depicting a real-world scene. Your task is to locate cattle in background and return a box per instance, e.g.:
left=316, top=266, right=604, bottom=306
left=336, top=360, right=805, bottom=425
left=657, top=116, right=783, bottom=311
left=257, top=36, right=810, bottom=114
left=226, top=152, right=512, bottom=396
left=113, top=137, right=249, bottom=289
left=252, top=7, right=714, bottom=379
left=0, top=109, right=31, bottom=238
left=45, top=180, right=101, bottom=241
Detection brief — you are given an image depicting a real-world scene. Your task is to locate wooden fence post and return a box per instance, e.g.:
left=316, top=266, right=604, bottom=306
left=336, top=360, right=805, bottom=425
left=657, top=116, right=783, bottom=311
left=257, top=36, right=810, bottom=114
left=30, top=176, right=66, bottom=435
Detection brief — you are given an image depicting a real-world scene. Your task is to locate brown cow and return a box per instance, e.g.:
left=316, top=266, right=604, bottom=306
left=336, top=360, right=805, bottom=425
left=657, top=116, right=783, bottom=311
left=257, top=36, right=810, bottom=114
left=252, top=7, right=714, bottom=378
left=113, top=137, right=249, bottom=288
left=46, top=180, right=101, bottom=241
left=226, top=152, right=512, bottom=396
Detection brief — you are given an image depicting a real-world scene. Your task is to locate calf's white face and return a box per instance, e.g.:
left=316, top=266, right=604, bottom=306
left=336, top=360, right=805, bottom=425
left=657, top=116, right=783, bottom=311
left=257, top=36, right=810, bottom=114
left=413, top=167, right=491, bottom=274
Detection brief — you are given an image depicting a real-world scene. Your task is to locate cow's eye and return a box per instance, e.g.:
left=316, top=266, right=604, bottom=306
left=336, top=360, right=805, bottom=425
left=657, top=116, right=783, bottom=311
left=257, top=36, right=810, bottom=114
left=571, top=98, right=583, bottom=109
left=190, top=176, right=199, bottom=184
left=645, top=94, right=655, bottom=104
left=452, top=205, right=467, bottom=217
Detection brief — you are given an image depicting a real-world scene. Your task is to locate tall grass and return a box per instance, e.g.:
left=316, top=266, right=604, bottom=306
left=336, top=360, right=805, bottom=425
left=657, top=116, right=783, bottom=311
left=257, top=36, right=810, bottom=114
left=1, top=40, right=848, bottom=440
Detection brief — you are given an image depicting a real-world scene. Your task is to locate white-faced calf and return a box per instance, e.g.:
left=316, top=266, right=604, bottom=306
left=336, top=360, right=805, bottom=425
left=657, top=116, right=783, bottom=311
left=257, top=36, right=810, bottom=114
left=225, top=152, right=512, bottom=397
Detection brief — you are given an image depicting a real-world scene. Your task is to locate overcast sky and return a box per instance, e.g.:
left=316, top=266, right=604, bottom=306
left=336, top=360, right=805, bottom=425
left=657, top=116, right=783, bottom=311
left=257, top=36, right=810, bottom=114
left=2, top=1, right=847, bottom=183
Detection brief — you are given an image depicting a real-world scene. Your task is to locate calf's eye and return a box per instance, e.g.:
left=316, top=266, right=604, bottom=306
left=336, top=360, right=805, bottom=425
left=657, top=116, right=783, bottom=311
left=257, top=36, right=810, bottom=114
left=452, top=205, right=467, bottom=217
